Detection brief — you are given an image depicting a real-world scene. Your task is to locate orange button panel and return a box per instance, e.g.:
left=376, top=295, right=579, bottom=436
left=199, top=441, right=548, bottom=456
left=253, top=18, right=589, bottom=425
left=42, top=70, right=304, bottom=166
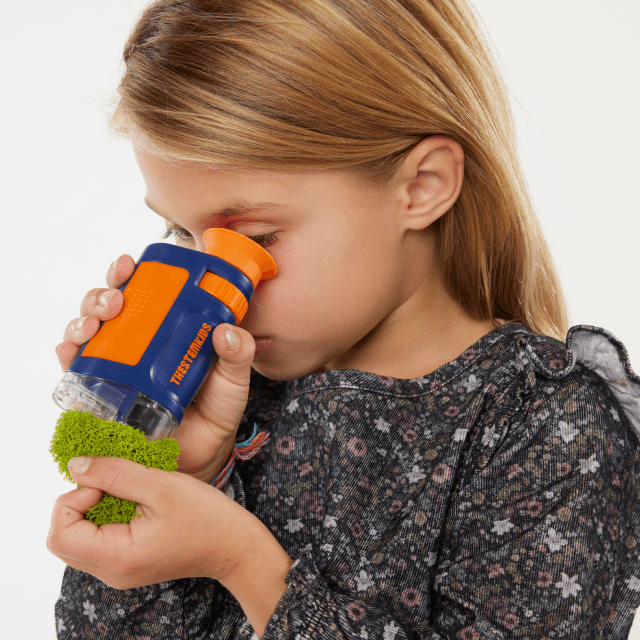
left=82, top=262, right=190, bottom=366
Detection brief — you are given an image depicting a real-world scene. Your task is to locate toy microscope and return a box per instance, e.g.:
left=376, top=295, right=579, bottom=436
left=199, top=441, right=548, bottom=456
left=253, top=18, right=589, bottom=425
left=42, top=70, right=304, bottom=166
left=52, top=228, right=277, bottom=440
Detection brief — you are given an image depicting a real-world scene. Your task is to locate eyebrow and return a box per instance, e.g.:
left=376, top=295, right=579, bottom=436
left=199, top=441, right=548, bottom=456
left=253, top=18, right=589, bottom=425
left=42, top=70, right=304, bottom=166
left=144, top=197, right=285, bottom=221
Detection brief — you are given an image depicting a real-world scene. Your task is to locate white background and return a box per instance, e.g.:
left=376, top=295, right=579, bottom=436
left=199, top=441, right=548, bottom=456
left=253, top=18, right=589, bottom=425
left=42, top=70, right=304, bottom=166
left=2, top=1, right=639, bottom=637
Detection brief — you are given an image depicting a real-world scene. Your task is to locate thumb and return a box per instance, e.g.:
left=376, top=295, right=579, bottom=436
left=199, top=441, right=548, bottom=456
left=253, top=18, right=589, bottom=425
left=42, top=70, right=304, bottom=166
left=67, top=455, right=168, bottom=507
left=182, top=323, right=255, bottom=443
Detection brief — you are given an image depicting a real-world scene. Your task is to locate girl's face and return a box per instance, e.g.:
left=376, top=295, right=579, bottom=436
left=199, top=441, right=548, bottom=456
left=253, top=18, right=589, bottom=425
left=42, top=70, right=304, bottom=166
left=133, top=143, right=474, bottom=381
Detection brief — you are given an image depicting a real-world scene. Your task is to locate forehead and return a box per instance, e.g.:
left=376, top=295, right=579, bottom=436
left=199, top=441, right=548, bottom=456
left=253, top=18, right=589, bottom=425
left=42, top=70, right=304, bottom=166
left=144, top=195, right=289, bottom=224
left=132, top=143, right=390, bottom=232
left=137, top=147, right=346, bottom=203
left=135, top=147, right=289, bottom=209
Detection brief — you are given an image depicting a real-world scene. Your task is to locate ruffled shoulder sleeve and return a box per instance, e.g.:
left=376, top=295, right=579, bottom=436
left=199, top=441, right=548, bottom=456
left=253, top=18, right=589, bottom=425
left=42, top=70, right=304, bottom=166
left=524, top=325, right=640, bottom=440
left=432, top=323, right=640, bottom=639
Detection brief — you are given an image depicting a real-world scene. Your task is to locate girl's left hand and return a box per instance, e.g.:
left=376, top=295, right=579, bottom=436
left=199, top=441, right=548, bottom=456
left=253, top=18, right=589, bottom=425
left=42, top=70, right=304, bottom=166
left=47, top=455, right=265, bottom=590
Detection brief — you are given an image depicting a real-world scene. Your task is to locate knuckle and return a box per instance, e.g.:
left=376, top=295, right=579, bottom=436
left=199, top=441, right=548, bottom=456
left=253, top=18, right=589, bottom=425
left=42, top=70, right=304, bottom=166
left=52, top=493, right=66, bottom=511
left=63, top=318, right=89, bottom=344
left=57, top=344, right=78, bottom=371
left=79, top=288, right=104, bottom=317
left=95, top=288, right=112, bottom=307
left=46, top=530, right=59, bottom=554
left=84, top=287, right=104, bottom=306
left=46, top=522, right=68, bottom=553
left=101, top=459, right=125, bottom=496
left=47, top=504, right=65, bottom=553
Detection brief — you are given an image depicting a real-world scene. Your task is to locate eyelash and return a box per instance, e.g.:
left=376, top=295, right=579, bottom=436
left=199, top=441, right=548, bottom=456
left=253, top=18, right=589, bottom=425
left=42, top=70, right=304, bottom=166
left=160, top=228, right=278, bottom=248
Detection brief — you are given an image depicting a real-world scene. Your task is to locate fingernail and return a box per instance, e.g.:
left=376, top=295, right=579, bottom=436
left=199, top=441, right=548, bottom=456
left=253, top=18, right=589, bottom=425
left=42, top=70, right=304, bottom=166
left=68, top=456, right=90, bottom=474
left=74, top=317, right=88, bottom=332
left=111, top=257, right=120, bottom=271
left=225, top=328, right=239, bottom=350
left=100, top=290, right=116, bottom=307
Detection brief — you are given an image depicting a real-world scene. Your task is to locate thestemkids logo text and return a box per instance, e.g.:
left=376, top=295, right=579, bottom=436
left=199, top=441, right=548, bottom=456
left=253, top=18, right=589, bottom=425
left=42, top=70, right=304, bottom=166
left=170, top=323, right=212, bottom=386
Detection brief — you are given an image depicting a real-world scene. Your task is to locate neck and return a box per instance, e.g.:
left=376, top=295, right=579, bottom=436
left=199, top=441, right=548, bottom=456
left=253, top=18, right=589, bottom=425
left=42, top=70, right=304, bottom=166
left=322, top=232, right=498, bottom=379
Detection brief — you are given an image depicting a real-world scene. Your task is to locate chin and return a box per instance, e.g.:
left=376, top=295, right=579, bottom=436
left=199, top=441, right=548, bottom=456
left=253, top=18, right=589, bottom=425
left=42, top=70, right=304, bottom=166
left=250, top=365, right=299, bottom=381
left=251, top=360, right=326, bottom=381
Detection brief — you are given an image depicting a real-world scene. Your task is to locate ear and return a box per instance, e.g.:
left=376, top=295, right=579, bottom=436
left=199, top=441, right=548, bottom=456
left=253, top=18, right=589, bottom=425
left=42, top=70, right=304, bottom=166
left=394, top=136, right=465, bottom=231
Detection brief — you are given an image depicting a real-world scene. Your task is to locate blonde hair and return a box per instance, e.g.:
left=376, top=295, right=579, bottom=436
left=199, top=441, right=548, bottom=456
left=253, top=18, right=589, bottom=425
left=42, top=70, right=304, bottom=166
left=109, top=0, right=568, bottom=340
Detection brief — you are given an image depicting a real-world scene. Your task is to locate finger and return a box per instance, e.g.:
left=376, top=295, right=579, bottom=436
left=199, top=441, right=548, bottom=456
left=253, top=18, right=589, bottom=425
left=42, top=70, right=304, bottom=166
left=68, top=256, right=134, bottom=328
left=50, top=486, right=104, bottom=531
left=200, top=324, right=255, bottom=425
left=58, top=265, right=134, bottom=360
left=73, top=254, right=135, bottom=327
left=78, top=287, right=124, bottom=323
left=56, top=310, right=105, bottom=371
left=55, top=340, right=80, bottom=372
left=66, top=455, right=179, bottom=508
left=106, top=254, right=136, bottom=289
left=47, top=487, right=132, bottom=580
left=75, top=254, right=135, bottom=321
left=47, top=487, right=103, bottom=560
left=60, top=314, right=101, bottom=346
left=174, top=324, right=255, bottom=469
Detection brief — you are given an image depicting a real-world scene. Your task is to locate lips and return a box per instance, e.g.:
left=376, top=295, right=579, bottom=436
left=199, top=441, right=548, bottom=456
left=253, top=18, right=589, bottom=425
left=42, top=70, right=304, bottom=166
left=253, top=336, right=275, bottom=355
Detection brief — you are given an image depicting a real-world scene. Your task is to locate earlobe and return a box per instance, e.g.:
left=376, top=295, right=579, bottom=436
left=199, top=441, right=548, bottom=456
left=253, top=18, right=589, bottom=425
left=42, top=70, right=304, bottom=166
left=398, top=136, right=465, bottom=230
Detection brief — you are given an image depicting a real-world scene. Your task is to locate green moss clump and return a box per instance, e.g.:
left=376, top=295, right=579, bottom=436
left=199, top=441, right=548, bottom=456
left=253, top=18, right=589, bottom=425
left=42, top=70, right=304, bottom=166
left=50, top=409, right=180, bottom=525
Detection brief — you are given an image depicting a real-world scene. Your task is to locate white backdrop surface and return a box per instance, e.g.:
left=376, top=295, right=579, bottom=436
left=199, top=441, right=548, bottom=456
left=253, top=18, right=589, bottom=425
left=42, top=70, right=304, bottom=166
left=2, top=1, right=638, bottom=637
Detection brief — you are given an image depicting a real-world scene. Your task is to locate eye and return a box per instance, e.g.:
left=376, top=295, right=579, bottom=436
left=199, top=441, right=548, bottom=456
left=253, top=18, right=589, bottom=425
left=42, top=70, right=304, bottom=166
left=161, top=228, right=193, bottom=243
left=161, top=228, right=278, bottom=248
left=244, top=232, right=278, bottom=248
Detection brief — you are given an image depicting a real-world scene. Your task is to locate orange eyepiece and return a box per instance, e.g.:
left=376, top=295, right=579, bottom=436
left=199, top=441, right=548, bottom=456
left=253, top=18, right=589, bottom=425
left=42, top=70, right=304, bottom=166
left=203, top=228, right=277, bottom=287
left=200, top=228, right=278, bottom=323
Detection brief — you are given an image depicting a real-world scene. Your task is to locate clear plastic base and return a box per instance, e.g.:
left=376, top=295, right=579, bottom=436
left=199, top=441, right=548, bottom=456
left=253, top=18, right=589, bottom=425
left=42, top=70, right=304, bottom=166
left=52, top=372, right=178, bottom=440
left=53, top=372, right=120, bottom=422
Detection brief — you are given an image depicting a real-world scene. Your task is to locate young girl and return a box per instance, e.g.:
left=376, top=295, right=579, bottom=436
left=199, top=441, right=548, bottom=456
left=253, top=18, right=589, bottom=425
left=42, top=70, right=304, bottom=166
left=47, top=0, right=640, bottom=638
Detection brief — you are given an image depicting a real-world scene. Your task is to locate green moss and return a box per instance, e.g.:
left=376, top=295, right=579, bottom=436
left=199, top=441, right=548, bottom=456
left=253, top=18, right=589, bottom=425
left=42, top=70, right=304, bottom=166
left=50, top=409, right=180, bottom=525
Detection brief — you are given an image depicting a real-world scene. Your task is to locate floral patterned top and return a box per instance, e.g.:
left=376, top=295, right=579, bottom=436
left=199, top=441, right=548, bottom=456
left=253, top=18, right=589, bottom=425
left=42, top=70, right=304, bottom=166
left=55, top=322, right=640, bottom=639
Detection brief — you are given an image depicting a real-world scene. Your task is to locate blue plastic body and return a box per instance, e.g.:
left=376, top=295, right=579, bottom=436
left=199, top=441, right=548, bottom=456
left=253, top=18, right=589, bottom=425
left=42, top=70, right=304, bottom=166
left=66, top=242, right=254, bottom=426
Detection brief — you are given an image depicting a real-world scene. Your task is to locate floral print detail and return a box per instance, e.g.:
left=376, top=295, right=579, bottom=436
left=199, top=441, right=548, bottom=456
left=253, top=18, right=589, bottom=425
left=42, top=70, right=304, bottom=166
left=491, top=518, right=515, bottom=536
left=545, top=528, right=568, bottom=552
left=626, top=577, right=640, bottom=592
left=82, top=601, right=97, bottom=623
left=55, top=323, right=640, bottom=639
left=556, top=573, right=582, bottom=599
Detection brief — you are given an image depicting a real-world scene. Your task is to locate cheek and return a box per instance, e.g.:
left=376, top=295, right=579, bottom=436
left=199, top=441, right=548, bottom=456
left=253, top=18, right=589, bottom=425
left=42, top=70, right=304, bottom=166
left=272, top=263, right=319, bottom=318
left=252, top=227, right=391, bottom=336
left=258, top=246, right=337, bottom=325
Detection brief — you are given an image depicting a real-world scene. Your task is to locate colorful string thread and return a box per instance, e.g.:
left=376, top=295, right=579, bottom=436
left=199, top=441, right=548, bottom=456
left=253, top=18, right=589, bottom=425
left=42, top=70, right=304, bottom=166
left=210, top=423, right=270, bottom=489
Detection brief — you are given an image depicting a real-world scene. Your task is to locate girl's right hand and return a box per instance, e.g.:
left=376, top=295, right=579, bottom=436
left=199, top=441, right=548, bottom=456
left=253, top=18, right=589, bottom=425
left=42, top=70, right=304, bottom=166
left=55, top=255, right=257, bottom=485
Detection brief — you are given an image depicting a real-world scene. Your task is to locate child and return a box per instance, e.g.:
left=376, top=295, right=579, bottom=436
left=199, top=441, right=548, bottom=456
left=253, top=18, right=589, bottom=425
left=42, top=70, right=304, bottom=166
left=47, top=0, right=640, bottom=638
